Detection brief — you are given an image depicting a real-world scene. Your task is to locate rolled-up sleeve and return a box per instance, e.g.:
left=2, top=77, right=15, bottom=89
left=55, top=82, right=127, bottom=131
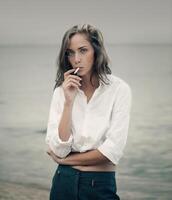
left=98, top=82, right=132, bottom=165
left=45, top=87, right=73, bottom=158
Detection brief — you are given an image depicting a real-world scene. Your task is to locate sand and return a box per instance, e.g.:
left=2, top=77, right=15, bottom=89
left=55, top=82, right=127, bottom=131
left=0, top=181, right=49, bottom=200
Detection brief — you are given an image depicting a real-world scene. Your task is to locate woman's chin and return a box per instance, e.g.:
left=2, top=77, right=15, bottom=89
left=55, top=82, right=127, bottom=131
left=78, top=71, right=91, bottom=77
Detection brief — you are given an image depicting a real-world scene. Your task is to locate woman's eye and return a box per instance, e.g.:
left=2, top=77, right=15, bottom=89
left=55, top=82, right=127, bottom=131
left=66, top=51, right=74, bottom=57
left=80, top=48, right=87, bottom=53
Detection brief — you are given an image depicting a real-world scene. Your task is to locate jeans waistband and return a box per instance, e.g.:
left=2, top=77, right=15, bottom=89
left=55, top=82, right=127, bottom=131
left=57, top=164, right=115, bottom=178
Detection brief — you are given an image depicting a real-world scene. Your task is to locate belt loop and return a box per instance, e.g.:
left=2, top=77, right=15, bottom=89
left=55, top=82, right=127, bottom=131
left=91, top=179, right=94, bottom=187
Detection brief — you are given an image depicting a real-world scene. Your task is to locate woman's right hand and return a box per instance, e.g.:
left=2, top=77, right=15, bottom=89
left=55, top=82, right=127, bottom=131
left=62, top=69, right=82, bottom=104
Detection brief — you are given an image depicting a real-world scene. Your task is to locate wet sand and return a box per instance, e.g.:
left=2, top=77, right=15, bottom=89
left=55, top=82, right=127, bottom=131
left=1, top=176, right=171, bottom=200
left=0, top=181, right=49, bottom=200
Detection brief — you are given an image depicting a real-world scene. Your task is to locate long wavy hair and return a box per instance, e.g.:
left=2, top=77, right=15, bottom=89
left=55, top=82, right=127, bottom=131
left=53, top=24, right=111, bottom=90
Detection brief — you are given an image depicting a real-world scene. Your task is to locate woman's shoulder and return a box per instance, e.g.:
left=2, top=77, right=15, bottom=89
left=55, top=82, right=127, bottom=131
left=106, top=74, right=131, bottom=91
left=53, top=85, right=64, bottom=98
left=106, top=74, right=132, bottom=103
left=54, top=85, right=63, bottom=93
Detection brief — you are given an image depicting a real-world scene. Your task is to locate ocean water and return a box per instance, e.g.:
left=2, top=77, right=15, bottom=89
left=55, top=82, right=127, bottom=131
left=0, top=44, right=172, bottom=199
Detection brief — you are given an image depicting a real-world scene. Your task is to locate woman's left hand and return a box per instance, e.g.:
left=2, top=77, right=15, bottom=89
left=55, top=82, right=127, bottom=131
left=47, top=148, right=110, bottom=166
left=47, top=149, right=65, bottom=164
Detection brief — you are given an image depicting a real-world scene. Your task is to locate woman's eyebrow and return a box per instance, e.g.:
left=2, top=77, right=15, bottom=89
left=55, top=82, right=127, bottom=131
left=78, top=46, right=87, bottom=49
left=67, top=46, right=88, bottom=51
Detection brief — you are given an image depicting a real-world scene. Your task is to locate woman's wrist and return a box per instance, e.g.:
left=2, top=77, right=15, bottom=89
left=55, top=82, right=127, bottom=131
left=64, top=100, right=74, bottom=108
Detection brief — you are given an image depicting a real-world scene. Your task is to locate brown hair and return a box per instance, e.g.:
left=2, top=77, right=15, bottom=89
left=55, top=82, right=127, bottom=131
left=54, top=24, right=111, bottom=90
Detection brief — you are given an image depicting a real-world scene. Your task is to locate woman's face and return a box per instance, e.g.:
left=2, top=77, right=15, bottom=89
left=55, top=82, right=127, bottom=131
left=67, top=33, right=94, bottom=78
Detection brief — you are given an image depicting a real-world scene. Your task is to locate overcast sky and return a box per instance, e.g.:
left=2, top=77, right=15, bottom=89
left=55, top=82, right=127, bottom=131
left=0, top=0, right=172, bottom=45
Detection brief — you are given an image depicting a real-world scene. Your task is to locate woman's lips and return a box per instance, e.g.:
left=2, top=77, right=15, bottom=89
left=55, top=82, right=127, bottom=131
left=74, top=67, right=84, bottom=72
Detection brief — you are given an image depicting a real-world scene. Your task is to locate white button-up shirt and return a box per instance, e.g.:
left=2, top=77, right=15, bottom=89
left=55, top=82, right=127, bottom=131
left=45, top=74, right=132, bottom=165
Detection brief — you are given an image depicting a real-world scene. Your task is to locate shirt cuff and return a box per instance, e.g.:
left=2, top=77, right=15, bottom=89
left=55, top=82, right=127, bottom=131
left=98, top=138, right=123, bottom=165
left=48, top=131, right=73, bottom=158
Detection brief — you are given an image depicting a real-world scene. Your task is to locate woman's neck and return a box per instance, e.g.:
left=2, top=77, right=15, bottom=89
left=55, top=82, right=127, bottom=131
left=80, top=74, right=99, bottom=91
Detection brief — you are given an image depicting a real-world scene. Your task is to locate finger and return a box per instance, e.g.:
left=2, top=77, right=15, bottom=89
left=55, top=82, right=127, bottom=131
left=66, top=79, right=81, bottom=87
left=46, top=148, right=52, bottom=156
left=47, top=150, right=58, bottom=160
left=66, top=82, right=79, bottom=90
left=66, top=82, right=79, bottom=89
left=51, top=153, right=60, bottom=163
left=64, top=74, right=82, bottom=83
left=67, top=74, right=82, bottom=81
left=64, top=69, right=75, bottom=78
left=66, top=78, right=81, bottom=86
left=63, top=78, right=81, bottom=88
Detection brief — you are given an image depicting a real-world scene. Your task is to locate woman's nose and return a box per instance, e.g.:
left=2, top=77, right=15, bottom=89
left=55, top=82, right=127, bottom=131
left=74, top=52, right=81, bottom=64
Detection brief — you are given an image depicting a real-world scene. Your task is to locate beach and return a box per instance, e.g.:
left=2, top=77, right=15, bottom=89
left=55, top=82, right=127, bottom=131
left=0, top=181, right=49, bottom=200
left=0, top=176, right=171, bottom=200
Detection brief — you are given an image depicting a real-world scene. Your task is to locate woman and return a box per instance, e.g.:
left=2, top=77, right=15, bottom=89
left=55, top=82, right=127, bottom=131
left=46, top=24, right=132, bottom=200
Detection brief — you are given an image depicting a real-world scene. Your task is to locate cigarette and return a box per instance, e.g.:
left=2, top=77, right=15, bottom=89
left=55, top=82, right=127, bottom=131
left=74, top=67, right=79, bottom=74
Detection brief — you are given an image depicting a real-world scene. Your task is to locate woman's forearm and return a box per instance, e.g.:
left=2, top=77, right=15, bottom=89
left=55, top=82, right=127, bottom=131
left=58, top=101, right=73, bottom=141
left=64, top=149, right=111, bottom=165
left=47, top=148, right=112, bottom=166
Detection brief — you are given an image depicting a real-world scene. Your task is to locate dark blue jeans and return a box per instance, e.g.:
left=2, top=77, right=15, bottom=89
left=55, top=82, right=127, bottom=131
left=50, top=164, right=120, bottom=200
